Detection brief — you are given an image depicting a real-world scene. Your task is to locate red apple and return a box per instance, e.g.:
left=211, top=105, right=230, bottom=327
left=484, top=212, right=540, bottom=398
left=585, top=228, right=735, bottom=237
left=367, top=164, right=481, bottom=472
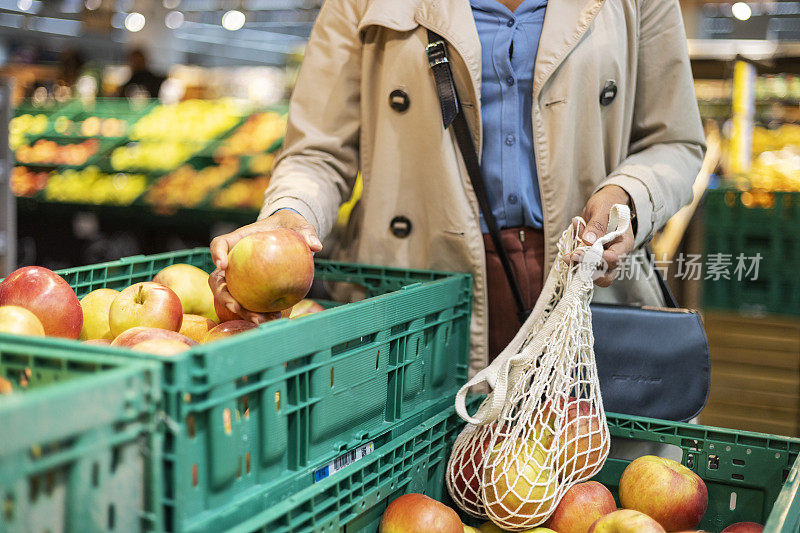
left=546, top=481, right=616, bottom=533
left=214, top=298, right=240, bottom=322
left=0, top=305, right=45, bottom=337
left=79, top=288, right=119, bottom=340
left=379, top=493, right=461, bottom=533
left=202, top=320, right=257, bottom=343
left=83, top=339, right=112, bottom=346
left=619, top=455, right=708, bottom=531
left=449, top=428, right=504, bottom=516
left=109, top=282, right=183, bottom=337
left=179, top=314, right=217, bottom=343
left=132, top=338, right=191, bottom=356
left=721, top=523, right=763, bottom=533
left=0, top=266, right=82, bottom=339
left=555, top=398, right=608, bottom=479
left=588, top=510, right=666, bottom=533
left=289, top=299, right=325, bottom=318
left=226, top=229, right=314, bottom=313
left=152, top=264, right=217, bottom=321
left=111, top=326, right=196, bottom=349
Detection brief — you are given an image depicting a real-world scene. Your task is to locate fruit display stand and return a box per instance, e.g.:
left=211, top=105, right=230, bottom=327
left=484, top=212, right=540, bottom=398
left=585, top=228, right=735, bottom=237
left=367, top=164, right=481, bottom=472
left=5, top=247, right=472, bottom=532
left=0, top=341, right=162, bottom=532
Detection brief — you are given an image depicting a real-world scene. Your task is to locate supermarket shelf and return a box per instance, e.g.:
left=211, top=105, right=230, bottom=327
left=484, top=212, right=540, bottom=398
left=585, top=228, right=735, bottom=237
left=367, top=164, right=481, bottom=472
left=689, top=39, right=800, bottom=61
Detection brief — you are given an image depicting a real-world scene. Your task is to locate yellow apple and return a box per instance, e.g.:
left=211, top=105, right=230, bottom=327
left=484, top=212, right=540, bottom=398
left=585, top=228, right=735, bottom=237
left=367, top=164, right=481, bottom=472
left=0, top=305, right=45, bottom=337
left=179, top=314, right=217, bottom=343
left=153, top=264, right=217, bottom=320
left=79, top=288, right=119, bottom=340
left=483, top=437, right=557, bottom=529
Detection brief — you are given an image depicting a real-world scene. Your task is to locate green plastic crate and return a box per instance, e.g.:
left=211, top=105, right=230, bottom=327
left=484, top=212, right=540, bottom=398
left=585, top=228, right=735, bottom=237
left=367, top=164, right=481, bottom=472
left=596, top=413, right=800, bottom=532
left=704, top=189, right=800, bottom=316
left=225, top=403, right=800, bottom=533
left=0, top=342, right=162, bottom=532
left=41, top=248, right=473, bottom=532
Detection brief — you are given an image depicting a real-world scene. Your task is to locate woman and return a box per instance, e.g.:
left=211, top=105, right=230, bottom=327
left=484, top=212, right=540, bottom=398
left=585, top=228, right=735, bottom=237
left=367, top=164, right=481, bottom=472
left=210, top=0, right=705, bottom=375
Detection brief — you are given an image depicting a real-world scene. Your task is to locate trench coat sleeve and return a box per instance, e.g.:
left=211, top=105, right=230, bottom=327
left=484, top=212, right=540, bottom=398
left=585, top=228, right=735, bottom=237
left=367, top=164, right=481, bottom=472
left=260, top=0, right=361, bottom=241
left=594, top=0, right=706, bottom=248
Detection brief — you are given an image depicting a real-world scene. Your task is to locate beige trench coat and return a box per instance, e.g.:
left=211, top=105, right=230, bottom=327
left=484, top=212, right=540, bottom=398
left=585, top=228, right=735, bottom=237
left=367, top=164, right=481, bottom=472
left=262, top=0, right=706, bottom=374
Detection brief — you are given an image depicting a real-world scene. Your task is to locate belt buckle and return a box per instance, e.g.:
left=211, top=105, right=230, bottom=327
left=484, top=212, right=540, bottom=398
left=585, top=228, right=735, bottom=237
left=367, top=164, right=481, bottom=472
left=426, top=40, right=449, bottom=67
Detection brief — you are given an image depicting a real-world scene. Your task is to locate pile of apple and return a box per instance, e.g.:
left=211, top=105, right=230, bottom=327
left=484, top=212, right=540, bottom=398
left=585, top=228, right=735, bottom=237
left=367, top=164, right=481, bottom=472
left=380, top=456, right=764, bottom=533
left=0, top=229, right=321, bottom=375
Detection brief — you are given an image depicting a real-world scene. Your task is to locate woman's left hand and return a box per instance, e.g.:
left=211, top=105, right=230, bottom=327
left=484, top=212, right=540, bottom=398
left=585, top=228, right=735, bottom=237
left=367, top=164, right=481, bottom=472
left=564, top=185, right=635, bottom=287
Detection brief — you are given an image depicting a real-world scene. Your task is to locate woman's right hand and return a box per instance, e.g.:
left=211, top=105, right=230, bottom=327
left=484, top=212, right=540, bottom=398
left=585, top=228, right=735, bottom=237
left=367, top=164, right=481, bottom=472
left=208, top=209, right=323, bottom=323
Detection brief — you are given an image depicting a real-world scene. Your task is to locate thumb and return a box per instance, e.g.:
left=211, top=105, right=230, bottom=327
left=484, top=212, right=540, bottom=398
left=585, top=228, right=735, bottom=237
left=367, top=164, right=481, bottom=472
left=582, top=211, right=609, bottom=245
left=292, top=222, right=323, bottom=252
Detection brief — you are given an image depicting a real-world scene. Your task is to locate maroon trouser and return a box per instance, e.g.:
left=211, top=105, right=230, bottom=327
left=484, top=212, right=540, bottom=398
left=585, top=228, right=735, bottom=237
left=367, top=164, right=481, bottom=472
left=483, top=227, right=546, bottom=363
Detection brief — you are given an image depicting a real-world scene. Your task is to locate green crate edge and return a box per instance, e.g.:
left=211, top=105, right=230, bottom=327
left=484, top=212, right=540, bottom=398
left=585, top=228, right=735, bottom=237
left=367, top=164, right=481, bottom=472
left=0, top=341, right=164, bottom=532
left=221, top=405, right=800, bottom=533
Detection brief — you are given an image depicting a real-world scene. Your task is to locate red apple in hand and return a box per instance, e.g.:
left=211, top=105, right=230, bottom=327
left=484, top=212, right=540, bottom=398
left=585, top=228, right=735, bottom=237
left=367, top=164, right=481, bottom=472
left=722, top=523, right=763, bottom=533
left=0, top=266, right=82, bottom=338
left=589, top=510, right=666, bottom=533
left=109, top=282, right=183, bottom=337
left=379, top=493, right=462, bottom=533
left=620, top=456, right=708, bottom=532
left=111, top=326, right=196, bottom=349
left=226, top=229, right=314, bottom=313
left=0, top=305, right=45, bottom=337
left=546, top=481, right=616, bottom=533
left=202, top=320, right=257, bottom=343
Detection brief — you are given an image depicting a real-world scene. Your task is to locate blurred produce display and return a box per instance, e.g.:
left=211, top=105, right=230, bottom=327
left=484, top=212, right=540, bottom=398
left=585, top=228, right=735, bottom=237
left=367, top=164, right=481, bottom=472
left=44, top=167, right=148, bottom=205
left=10, top=98, right=286, bottom=219
left=110, top=140, right=202, bottom=171
left=131, top=99, right=243, bottom=142
left=9, top=113, right=48, bottom=149
left=212, top=175, right=271, bottom=210
left=146, top=162, right=239, bottom=210
left=11, top=167, right=49, bottom=197
left=16, top=138, right=101, bottom=166
left=214, top=111, right=286, bottom=158
left=752, top=124, right=800, bottom=156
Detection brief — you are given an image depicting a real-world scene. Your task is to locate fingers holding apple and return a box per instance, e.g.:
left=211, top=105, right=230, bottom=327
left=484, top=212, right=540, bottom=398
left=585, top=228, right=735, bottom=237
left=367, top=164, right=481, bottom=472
left=209, top=268, right=279, bottom=325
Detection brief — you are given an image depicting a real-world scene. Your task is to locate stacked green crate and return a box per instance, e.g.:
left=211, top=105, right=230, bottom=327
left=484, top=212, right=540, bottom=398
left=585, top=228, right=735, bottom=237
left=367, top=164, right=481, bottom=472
left=704, top=189, right=800, bottom=316
left=0, top=343, right=162, bottom=532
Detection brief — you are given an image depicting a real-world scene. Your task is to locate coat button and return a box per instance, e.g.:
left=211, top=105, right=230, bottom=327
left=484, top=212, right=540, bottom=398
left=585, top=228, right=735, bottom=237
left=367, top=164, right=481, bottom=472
left=389, top=90, right=410, bottom=113
left=390, top=216, right=412, bottom=238
left=600, top=80, right=617, bottom=106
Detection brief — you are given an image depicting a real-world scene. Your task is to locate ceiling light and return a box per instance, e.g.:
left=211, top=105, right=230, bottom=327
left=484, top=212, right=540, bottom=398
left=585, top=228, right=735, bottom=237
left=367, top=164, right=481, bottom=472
left=221, top=9, right=244, bottom=31
left=165, top=10, right=183, bottom=28
left=124, top=11, right=144, bottom=31
left=732, top=2, right=752, bottom=21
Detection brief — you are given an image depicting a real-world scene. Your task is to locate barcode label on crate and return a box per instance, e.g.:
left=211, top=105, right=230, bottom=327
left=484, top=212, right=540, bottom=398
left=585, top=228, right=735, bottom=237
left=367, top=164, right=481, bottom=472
left=313, top=442, right=375, bottom=483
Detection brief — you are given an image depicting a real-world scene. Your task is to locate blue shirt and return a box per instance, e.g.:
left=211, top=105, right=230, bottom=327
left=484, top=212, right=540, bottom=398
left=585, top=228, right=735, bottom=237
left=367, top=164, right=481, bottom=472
left=470, top=0, right=547, bottom=231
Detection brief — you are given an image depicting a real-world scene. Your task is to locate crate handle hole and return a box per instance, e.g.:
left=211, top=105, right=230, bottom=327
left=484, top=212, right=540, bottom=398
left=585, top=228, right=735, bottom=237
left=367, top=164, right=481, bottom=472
left=729, top=491, right=737, bottom=511
left=108, top=504, right=115, bottom=530
left=731, top=473, right=744, bottom=481
left=187, top=415, right=196, bottom=438
left=191, top=464, right=198, bottom=487
left=732, top=459, right=745, bottom=466
left=223, top=408, right=232, bottom=435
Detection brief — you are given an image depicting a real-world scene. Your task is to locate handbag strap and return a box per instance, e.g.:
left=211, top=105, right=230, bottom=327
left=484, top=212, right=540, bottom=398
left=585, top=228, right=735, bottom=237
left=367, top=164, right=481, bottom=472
left=644, top=247, right=679, bottom=308
left=426, top=30, right=532, bottom=323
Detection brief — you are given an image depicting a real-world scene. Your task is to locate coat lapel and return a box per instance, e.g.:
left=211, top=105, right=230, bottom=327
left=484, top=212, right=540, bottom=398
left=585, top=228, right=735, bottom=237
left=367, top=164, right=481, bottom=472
left=533, top=0, right=606, bottom=100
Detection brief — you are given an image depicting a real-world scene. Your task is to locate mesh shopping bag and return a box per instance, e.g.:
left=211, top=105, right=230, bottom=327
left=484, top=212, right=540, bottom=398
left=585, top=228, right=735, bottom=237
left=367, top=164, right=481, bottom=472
left=446, top=204, right=631, bottom=530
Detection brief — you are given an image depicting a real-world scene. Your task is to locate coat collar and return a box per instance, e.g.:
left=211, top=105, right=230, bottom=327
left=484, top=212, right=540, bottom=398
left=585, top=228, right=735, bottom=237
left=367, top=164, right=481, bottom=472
left=533, top=0, right=606, bottom=99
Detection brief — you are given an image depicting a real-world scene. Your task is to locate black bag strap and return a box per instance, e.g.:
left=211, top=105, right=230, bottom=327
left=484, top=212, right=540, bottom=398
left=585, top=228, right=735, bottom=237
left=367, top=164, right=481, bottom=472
left=426, top=31, right=532, bottom=322
left=644, top=247, right=679, bottom=308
